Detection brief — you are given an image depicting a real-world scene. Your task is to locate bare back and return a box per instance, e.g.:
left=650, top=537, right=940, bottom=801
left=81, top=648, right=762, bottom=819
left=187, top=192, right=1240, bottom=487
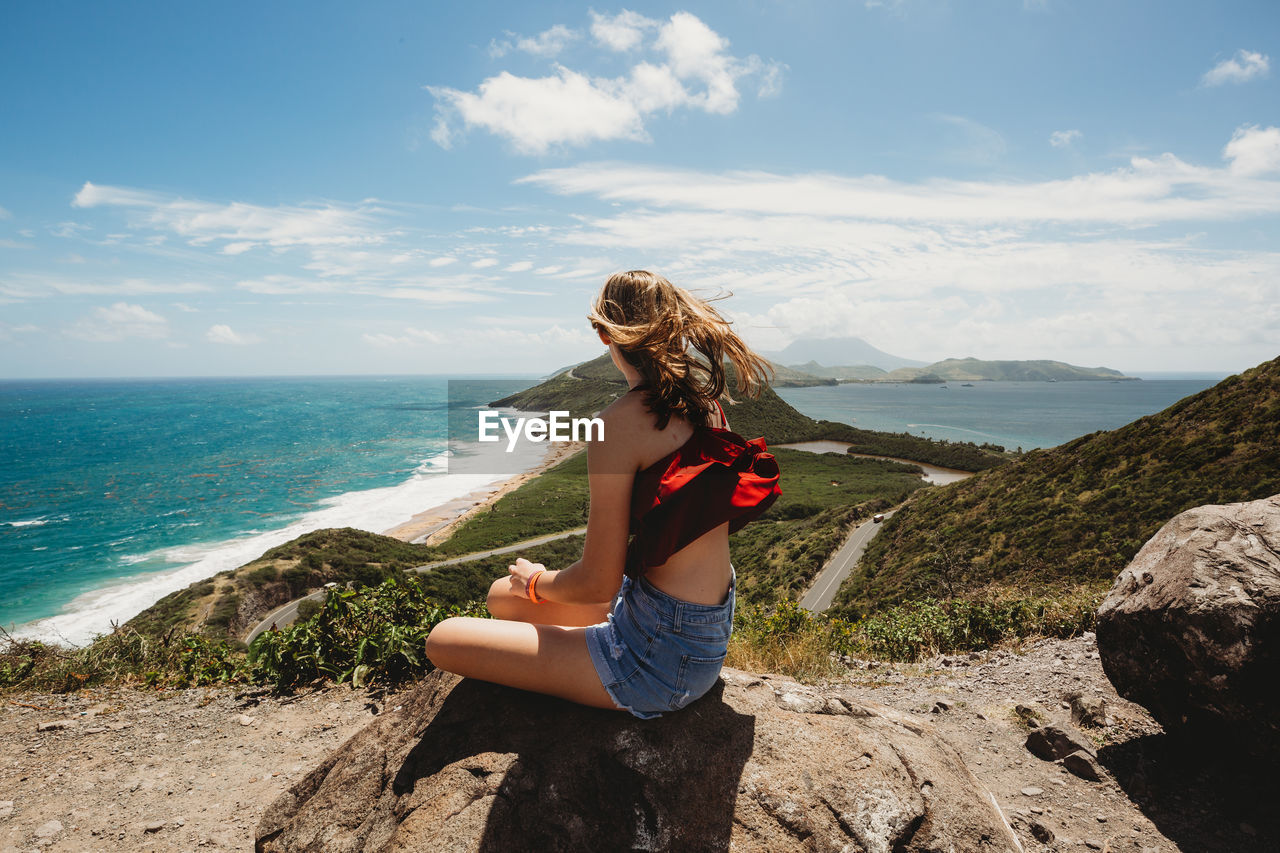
left=609, top=390, right=734, bottom=606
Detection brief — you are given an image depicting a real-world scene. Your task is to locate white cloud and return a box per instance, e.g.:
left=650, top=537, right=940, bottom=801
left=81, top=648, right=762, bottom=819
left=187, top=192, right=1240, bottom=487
left=0, top=204, right=10, bottom=219
left=428, top=256, right=458, bottom=267
left=1201, top=49, right=1270, bottom=86
left=52, top=279, right=212, bottom=296
left=1223, top=125, right=1280, bottom=176
left=72, top=182, right=385, bottom=254
left=590, top=9, right=656, bottom=51
left=362, top=327, right=446, bottom=348
left=505, top=261, right=534, bottom=272
left=65, top=302, right=169, bottom=342
left=1050, top=129, right=1081, bottom=148
left=206, top=324, right=257, bottom=345
left=521, top=133, right=1280, bottom=225
left=430, top=11, right=781, bottom=153
left=471, top=258, right=499, bottom=268
left=490, top=24, right=580, bottom=59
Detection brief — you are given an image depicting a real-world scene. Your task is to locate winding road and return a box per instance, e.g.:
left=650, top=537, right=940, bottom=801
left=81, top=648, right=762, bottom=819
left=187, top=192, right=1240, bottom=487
left=798, top=511, right=894, bottom=613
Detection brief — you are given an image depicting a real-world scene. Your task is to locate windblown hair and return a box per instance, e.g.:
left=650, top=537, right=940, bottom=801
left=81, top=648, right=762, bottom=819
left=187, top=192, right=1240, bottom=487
left=587, top=270, right=774, bottom=430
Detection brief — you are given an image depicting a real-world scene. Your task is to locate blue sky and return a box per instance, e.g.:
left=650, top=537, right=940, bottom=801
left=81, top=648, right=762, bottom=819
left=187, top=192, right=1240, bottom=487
left=1, top=0, right=1277, bottom=377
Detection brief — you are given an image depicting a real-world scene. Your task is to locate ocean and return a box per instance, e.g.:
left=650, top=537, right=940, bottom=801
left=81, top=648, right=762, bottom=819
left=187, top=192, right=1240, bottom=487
left=0, top=376, right=543, bottom=645
left=774, top=379, right=1219, bottom=452
left=2, top=375, right=1219, bottom=646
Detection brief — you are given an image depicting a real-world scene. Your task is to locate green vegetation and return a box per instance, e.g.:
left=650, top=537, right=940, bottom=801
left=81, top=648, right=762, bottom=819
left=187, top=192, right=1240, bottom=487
left=832, top=356, right=1280, bottom=618
left=802, top=421, right=1010, bottom=471
left=246, top=576, right=486, bottom=690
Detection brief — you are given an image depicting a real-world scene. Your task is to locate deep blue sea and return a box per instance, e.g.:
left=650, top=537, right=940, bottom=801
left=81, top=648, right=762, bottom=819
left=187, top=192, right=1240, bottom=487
left=775, top=379, right=1219, bottom=451
left=2, top=375, right=1219, bottom=645
left=0, top=376, right=541, bottom=644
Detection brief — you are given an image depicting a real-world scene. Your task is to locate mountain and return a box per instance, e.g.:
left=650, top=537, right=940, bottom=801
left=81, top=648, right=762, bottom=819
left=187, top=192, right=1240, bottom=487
left=762, top=337, right=926, bottom=371
left=883, top=358, right=1132, bottom=383
left=786, top=361, right=888, bottom=381
left=831, top=355, right=1280, bottom=618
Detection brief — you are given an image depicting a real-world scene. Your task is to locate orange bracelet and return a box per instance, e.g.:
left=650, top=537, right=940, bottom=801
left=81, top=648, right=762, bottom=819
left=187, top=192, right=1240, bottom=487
left=527, top=569, right=545, bottom=604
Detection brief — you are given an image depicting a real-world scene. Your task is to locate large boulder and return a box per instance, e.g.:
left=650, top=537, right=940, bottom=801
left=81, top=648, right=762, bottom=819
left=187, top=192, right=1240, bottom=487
left=1096, top=495, right=1280, bottom=751
left=257, top=668, right=1023, bottom=852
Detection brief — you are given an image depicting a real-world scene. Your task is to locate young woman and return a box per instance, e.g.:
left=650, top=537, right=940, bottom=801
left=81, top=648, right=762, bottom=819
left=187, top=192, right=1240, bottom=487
left=425, top=270, right=781, bottom=718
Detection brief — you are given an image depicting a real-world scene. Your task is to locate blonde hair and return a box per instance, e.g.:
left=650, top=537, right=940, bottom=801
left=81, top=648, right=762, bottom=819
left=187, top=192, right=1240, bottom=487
left=586, top=270, right=773, bottom=430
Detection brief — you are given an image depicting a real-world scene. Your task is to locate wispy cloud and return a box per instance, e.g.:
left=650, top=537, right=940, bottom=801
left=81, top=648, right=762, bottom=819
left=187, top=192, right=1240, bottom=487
left=489, top=24, right=580, bottom=59
left=1049, top=129, right=1081, bottom=148
left=362, top=327, right=446, bottom=348
left=1201, top=49, right=1270, bottom=86
left=429, top=11, right=783, bottom=154
left=72, top=182, right=386, bottom=254
left=206, top=324, right=258, bottom=345
left=65, top=302, right=170, bottom=342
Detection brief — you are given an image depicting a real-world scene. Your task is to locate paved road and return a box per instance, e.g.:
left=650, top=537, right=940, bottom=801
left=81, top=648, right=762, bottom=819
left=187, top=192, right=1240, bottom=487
left=243, top=526, right=588, bottom=644
left=799, top=511, right=894, bottom=613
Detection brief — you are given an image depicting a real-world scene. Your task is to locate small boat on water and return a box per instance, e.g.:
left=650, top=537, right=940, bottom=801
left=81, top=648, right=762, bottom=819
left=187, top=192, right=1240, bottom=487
left=960, top=383, right=974, bottom=387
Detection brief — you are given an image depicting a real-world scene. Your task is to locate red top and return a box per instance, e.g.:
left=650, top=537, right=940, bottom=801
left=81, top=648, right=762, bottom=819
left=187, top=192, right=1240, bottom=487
left=624, top=389, right=782, bottom=579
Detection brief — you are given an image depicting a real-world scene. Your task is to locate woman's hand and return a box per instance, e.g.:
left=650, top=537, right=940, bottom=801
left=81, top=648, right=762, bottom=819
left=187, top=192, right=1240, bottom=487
left=508, top=557, right=546, bottom=600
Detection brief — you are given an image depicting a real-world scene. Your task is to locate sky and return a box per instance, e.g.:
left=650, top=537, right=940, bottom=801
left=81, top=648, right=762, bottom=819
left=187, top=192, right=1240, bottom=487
left=1, top=0, right=1277, bottom=378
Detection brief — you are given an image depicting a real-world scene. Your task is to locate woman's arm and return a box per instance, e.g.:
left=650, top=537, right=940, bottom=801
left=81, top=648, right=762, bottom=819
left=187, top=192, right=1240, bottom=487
left=509, top=407, right=637, bottom=605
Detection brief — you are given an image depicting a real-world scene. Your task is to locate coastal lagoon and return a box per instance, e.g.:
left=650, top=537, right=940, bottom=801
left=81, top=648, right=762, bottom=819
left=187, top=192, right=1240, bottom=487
left=3, top=374, right=1219, bottom=645
left=776, top=379, right=1219, bottom=451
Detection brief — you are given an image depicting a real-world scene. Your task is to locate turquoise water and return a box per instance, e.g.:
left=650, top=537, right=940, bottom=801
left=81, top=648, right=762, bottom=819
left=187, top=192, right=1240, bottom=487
left=775, top=380, right=1218, bottom=451
left=0, top=376, right=535, bottom=643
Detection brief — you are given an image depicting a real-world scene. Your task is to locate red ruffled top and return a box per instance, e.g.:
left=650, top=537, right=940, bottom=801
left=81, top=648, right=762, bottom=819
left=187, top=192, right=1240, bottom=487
left=625, top=396, right=782, bottom=579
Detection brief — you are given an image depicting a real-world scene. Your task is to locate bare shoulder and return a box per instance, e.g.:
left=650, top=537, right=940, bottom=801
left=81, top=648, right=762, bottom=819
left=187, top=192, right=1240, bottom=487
left=589, top=392, right=652, bottom=472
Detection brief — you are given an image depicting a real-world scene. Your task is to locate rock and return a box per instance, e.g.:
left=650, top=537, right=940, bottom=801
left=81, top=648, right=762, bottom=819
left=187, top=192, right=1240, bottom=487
left=1028, top=819, right=1054, bottom=843
left=143, top=820, right=166, bottom=833
left=36, top=719, right=74, bottom=732
left=0, top=800, right=12, bottom=819
left=257, top=669, right=1024, bottom=852
left=1096, top=496, right=1280, bottom=753
left=1063, top=692, right=1109, bottom=728
left=1020, top=787, right=1044, bottom=797
left=1025, top=724, right=1093, bottom=762
left=34, top=819, right=63, bottom=838
left=1061, top=750, right=1104, bottom=782
left=237, top=714, right=257, bottom=727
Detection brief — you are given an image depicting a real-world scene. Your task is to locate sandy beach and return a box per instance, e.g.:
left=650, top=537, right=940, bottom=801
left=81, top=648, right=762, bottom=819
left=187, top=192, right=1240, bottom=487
left=380, top=440, right=586, bottom=546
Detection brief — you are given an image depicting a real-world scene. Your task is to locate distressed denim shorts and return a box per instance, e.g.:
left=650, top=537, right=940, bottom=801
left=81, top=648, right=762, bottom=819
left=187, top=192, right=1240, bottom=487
left=585, top=566, right=735, bottom=720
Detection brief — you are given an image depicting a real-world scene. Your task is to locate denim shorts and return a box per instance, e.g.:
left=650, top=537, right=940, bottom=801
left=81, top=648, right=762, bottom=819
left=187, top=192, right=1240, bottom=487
left=585, top=566, right=735, bottom=720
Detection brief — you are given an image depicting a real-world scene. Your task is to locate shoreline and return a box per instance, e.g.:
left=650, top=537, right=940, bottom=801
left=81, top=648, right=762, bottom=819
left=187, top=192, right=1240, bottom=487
left=380, top=439, right=585, bottom=545
left=776, top=440, right=973, bottom=485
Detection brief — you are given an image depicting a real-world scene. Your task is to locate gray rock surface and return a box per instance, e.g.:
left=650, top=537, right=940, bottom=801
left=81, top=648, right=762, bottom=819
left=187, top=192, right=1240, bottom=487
left=256, top=668, right=1025, bottom=852
left=1096, top=495, right=1280, bottom=752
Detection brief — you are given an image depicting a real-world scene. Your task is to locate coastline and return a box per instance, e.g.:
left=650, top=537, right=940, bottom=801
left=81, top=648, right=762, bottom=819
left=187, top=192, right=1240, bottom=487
left=381, top=439, right=585, bottom=545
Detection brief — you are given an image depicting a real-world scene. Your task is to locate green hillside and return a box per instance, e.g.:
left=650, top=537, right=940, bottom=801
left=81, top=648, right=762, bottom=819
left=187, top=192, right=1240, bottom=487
left=831, top=355, right=1280, bottom=618
left=884, top=358, right=1132, bottom=383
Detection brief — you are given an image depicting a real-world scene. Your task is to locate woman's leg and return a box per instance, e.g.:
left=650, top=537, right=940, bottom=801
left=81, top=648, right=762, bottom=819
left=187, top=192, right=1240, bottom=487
left=424, top=616, right=618, bottom=711
left=485, top=577, right=611, bottom=627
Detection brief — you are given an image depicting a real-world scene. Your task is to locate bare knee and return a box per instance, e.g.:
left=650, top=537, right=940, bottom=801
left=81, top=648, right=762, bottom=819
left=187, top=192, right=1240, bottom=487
left=486, top=577, right=518, bottom=619
left=425, top=617, right=466, bottom=672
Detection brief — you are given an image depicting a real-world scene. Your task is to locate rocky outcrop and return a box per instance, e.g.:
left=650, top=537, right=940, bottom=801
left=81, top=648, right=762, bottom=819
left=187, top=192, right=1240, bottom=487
left=1096, top=495, right=1280, bottom=752
left=256, top=668, right=1024, bottom=852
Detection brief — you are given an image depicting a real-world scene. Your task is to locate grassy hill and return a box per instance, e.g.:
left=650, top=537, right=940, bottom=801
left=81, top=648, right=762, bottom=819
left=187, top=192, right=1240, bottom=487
left=830, top=355, right=1280, bottom=619
left=884, top=358, right=1131, bottom=383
